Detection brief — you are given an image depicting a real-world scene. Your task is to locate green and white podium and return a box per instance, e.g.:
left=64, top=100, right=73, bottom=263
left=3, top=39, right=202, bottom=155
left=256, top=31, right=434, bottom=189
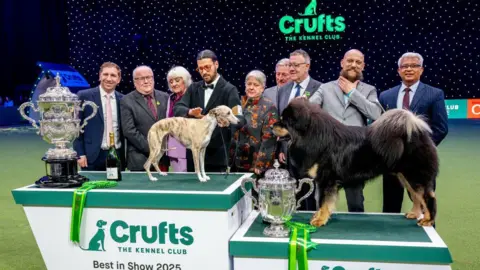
left=12, top=172, right=253, bottom=270
left=230, top=211, right=453, bottom=270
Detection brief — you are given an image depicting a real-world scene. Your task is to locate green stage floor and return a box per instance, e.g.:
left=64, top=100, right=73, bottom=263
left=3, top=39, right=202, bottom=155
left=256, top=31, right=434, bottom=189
left=244, top=212, right=430, bottom=242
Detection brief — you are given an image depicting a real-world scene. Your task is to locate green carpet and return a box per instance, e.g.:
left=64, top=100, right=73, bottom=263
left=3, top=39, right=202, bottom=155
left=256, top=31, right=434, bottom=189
left=1, top=120, right=480, bottom=269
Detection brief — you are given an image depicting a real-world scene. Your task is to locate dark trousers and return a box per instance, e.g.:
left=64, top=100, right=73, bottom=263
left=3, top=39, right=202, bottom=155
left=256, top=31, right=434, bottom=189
left=286, top=156, right=317, bottom=211
left=85, top=150, right=108, bottom=171
left=382, top=174, right=437, bottom=213
left=343, top=183, right=365, bottom=212
left=185, top=149, right=227, bottom=173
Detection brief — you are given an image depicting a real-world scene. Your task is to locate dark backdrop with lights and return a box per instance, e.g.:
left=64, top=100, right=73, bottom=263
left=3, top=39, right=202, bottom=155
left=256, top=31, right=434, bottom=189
left=1, top=0, right=479, bottom=100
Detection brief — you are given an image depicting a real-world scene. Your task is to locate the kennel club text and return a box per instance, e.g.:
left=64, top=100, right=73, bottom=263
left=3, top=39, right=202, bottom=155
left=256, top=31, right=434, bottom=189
left=111, top=220, right=193, bottom=255
left=94, top=261, right=182, bottom=270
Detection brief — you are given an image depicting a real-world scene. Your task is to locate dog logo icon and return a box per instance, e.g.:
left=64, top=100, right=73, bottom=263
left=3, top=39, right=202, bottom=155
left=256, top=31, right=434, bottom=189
left=79, top=220, right=107, bottom=252
left=299, top=0, right=317, bottom=16
left=321, top=266, right=346, bottom=270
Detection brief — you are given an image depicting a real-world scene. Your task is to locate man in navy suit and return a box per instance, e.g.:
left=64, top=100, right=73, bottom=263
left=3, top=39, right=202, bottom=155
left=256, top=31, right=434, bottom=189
left=73, top=62, right=126, bottom=171
left=379, top=52, right=448, bottom=213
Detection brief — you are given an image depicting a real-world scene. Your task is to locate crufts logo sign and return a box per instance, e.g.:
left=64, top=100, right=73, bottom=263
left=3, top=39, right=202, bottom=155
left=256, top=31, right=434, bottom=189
left=467, top=99, right=480, bottom=119
left=278, top=0, right=346, bottom=42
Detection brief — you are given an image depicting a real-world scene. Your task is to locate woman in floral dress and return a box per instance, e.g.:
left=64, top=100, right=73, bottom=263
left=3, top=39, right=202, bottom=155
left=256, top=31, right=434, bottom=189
left=229, top=70, right=279, bottom=176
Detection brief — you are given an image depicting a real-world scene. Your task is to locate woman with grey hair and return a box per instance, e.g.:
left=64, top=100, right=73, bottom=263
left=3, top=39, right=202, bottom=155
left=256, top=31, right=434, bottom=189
left=165, top=66, right=192, bottom=172
left=229, top=70, right=279, bottom=176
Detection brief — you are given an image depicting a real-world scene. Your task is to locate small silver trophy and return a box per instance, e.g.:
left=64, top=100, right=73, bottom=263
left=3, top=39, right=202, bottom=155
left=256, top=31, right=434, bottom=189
left=18, top=73, right=98, bottom=187
left=241, top=160, right=315, bottom=237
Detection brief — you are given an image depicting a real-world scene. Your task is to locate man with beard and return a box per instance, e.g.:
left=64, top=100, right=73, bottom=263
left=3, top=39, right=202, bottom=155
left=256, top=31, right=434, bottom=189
left=309, top=49, right=383, bottom=212
left=174, top=49, right=241, bottom=173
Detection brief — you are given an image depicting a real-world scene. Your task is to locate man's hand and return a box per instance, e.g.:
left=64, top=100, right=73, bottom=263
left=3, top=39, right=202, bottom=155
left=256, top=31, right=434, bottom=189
left=77, top=156, right=88, bottom=168
left=279, top=153, right=286, bottom=164
left=254, top=168, right=261, bottom=175
left=188, top=107, right=204, bottom=118
left=338, top=76, right=359, bottom=95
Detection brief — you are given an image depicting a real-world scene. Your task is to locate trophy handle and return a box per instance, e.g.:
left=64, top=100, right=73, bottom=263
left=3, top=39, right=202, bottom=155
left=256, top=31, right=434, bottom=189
left=18, top=102, right=40, bottom=133
left=295, top=178, right=315, bottom=210
left=241, top=177, right=259, bottom=208
left=79, top=100, right=98, bottom=132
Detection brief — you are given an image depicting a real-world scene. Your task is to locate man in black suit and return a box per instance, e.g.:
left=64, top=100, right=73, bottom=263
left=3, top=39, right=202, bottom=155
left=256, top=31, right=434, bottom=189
left=120, top=65, right=169, bottom=171
left=379, top=52, right=449, bottom=214
left=174, top=49, right=241, bottom=173
left=73, top=62, right=125, bottom=171
left=276, top=49, right=322, bottom=211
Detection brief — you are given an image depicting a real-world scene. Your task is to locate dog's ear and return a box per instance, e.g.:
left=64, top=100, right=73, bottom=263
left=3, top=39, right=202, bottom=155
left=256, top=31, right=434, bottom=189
left=208, top=108, right=218, bottom=117
left=283, top=99, right=311, bottom=132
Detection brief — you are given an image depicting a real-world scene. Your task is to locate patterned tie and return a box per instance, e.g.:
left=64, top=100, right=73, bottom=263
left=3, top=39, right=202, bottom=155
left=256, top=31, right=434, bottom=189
left=294, top=84, right=301, bottom=97
left=105, top=94, right=113, bottom=137
left=146, top=95, right=157, bottom=120
left=402, top=88, right=411, bottom=110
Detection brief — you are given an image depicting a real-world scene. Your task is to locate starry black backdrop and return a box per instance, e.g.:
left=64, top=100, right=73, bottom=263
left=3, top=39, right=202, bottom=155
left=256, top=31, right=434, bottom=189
left=66, top=0, right=479, bottom=98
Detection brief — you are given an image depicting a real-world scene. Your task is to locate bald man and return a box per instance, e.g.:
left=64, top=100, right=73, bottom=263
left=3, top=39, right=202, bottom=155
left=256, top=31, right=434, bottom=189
left=120, top=65, right=169, bottom=171
left=309, top=49, right=383, bottom=212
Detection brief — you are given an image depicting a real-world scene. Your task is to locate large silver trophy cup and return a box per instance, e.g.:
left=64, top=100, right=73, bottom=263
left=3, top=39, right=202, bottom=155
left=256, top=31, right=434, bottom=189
left=241, top=160, right=314, bottom=237
left=18, top=73, right=98, bottom=187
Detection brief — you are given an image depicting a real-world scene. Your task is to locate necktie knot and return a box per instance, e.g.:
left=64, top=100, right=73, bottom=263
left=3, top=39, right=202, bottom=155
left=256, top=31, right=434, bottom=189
left=405, top=87, right=411, bottom=92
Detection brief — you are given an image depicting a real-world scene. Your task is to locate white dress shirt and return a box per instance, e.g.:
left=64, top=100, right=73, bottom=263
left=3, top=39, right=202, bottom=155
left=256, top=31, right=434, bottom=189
left=99, top=86, right=121, bottom=149
left=204, top=75, right=221, bottom=108
left=288, top=76, right=311, bottom=102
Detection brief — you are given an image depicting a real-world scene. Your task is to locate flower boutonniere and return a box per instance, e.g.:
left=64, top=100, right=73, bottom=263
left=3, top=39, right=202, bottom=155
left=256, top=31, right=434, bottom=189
left=303, top=91, right=311, bottom=98
left=156, top=101, right=160, bottom=106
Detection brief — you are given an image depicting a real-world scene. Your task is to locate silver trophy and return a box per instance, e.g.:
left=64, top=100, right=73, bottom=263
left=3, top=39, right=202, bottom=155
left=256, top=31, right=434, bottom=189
left=241, top=160, right=314, bottom=237
left=18, top=73, right=98, bottom=186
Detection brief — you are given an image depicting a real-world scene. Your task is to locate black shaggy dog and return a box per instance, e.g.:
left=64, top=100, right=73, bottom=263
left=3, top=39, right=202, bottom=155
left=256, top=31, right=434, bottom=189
left=272, top=98, right=438, bottom=227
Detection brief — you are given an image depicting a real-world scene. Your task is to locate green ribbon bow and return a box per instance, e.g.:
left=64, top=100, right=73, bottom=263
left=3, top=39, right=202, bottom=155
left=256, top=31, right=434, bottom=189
left=70, top=181, right=118, bottom=244
left=286, top=221, right=318, bottom=270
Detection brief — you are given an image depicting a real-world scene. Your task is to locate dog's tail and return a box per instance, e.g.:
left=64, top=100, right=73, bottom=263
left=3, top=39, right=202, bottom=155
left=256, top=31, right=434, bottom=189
left=368, top=109, right=432, bottom=168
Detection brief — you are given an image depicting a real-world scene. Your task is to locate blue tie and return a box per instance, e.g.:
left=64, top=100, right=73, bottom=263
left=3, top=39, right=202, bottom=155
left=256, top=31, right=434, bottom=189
left=294, top=84, right=301, bottom=97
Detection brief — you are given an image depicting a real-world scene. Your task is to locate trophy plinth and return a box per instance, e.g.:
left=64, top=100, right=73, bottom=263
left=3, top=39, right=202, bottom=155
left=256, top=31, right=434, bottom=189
left=241, top=160, right=315, bottom=237
left=19, top=73, right=98, bottom=188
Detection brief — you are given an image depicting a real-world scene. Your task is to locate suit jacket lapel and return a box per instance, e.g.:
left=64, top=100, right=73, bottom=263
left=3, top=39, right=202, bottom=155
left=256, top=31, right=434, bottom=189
left=134, top=91, right=156, bottom=121
left=388, top=85, right=401, bottom=110
left=93, top=87, right=104, bottom=122
left=114, top=91, right=121, bottom=125
left=281, top=82, right=294, bottom=111
left=305, top=80, right=316, bottom=97
left=334, top=81, right=346, bottom=107
left=205, top=76, right=224, bottom=111
left=198, top=85, right=205, bottom=110
left=154, top=90, right=165, bottom=119
left=409, top=82, right=425, bottom=112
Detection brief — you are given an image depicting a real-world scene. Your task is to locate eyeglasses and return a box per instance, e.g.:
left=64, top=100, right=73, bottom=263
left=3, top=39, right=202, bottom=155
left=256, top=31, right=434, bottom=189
left=134, top=76, right=154, bottom=82
left=196, top=65, right=213, bottom=72
left=288, top=63, right=307, bottom=68
left=399, top=64, right=422, bottom=70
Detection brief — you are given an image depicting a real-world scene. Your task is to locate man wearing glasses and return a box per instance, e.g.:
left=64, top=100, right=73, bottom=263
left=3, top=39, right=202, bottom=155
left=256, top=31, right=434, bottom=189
left=120, top=65, right=169, bottom=172
left=379, top=52, right=448, bottom=214
left=276, top=49, right=322, bottom=210
left=174, top=49, right=241, bottom=173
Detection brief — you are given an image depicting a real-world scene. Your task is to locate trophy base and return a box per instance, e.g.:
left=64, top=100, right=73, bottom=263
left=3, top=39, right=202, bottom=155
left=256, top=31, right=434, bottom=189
left=34, top=157, right=89, bottom=188
left=263, top=223, right=290, bottom=238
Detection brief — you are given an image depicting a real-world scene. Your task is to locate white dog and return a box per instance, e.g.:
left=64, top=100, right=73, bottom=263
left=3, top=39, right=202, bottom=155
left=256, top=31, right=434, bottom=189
left=144, top=105, right=239, bottom=182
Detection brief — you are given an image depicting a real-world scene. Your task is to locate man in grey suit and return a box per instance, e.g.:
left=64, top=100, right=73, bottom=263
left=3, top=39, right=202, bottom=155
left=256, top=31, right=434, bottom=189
left=309, top=49, right=383, bottom=212
left=277, top=49, right=322, bottom=211
left=262, top=58, right=291, bottom=106
left=120, top=65, right=169, bottom=171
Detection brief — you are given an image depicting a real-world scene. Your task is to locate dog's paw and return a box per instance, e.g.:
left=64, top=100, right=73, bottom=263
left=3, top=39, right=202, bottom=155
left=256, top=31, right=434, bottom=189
left=149, top=177, right=158, bottom=181
left=310, top=211, right=329, bottom=227
left=417, top=218, right=435, bottom=227
left=204, top=175, right=210, bottom=181
left=159, top=172, right=168, bottom=176
left=199, top=177, right=207, bottom=182
left=405, top=211, right=421, bottom=219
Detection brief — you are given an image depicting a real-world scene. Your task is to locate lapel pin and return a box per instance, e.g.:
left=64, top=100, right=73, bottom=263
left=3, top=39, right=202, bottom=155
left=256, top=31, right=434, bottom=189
left=156, top=101, right=160, bottom=106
